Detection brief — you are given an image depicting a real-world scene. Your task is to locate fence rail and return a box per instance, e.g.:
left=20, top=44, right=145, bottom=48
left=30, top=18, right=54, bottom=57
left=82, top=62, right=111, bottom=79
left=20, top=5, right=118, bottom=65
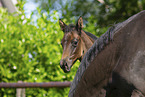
left=0, top=81, right=71, bottom=88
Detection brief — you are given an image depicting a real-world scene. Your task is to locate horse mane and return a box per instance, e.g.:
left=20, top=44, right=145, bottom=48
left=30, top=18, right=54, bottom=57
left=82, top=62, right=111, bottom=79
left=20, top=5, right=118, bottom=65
left=84, top=31, right=98, bottom=40
left=69, top=11, right=145, bottom=97
left=69, top=23, right=118, bottom=97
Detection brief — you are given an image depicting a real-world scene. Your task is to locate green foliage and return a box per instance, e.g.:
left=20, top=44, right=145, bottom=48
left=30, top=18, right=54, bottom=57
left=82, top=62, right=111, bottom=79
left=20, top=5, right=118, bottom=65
left=0, top=0, right=142, bottom=96
left=0, top=4, right=81, bottom=97
left=96, top=0, right=145, bottom=26
left=33, top=0, right=145, bottom=27
left=0, top=0, right=108, bottom=96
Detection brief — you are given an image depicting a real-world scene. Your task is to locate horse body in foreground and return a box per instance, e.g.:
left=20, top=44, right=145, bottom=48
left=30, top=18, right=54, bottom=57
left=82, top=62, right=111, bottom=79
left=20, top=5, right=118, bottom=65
left=59, top=17, right=97, bottom=73
left=69, top=11, right=145, bottom=97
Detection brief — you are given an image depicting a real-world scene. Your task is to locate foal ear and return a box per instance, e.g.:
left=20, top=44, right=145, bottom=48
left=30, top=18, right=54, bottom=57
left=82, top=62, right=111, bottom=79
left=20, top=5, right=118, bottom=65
left=59, top=19, right=67, bottom=32
left=76, top=16, right=83, bottom=30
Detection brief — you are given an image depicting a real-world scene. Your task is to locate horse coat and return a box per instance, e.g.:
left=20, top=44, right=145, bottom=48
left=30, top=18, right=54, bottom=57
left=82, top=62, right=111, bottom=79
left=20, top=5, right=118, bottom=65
left=69, top=10, right=145, bottom=97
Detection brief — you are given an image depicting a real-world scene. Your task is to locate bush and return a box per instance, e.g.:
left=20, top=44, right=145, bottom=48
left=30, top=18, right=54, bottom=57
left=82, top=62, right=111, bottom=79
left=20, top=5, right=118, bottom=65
left=0, top=1, right=108, bottom=97
left=0, top=6, right=79, bottom=97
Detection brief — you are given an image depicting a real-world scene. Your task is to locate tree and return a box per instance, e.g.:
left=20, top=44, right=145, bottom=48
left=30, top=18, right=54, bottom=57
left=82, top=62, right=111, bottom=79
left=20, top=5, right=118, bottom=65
left=32, top=0, right=145, bottom=27
left=0, top=1, right=78, bottom=96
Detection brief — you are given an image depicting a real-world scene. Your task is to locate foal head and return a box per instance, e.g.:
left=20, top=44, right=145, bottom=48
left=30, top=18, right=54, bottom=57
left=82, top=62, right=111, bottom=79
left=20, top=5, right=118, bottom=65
left=59, top=17, right=96, bottom=73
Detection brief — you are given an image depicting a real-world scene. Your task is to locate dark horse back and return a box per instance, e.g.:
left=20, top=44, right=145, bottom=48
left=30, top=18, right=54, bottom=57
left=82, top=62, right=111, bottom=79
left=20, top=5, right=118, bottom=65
left=69, top=10, right=145, bottom=97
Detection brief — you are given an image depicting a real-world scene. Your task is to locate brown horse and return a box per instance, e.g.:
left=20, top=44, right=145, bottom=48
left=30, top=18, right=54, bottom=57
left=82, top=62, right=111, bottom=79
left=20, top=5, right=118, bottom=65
left=59, top=17, right=98, bottom=73
left=69, top=11, right=145, bottom=97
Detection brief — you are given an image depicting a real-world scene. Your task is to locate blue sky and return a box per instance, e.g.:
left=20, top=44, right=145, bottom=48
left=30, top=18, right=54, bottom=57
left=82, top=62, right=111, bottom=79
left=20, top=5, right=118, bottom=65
left=24, top=0, right=38, bottom=18
left=23, top=0, right=60, bottom=23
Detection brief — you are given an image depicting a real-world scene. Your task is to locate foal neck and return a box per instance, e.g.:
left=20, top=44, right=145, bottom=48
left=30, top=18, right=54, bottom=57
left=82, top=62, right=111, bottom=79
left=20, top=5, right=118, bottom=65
left=80, top=30, right=95, bottom=60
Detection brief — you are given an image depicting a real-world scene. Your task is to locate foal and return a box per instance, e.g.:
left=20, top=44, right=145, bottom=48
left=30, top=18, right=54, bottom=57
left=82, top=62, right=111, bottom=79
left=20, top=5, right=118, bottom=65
left=59, top=17, right=98, bottom=73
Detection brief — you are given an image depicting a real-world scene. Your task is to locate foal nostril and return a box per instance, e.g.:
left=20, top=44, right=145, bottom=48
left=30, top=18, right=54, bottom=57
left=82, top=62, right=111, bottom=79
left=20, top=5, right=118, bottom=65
left=60, top=59, right=71, bottom=73
left=60, top=60, right=67, bottom=68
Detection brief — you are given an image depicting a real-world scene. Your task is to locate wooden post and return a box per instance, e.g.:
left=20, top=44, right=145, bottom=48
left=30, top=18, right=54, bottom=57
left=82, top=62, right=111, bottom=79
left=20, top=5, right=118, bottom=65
left=16, top=81, right=25, bottom=97
left=1, top=0, right=18, bottom=16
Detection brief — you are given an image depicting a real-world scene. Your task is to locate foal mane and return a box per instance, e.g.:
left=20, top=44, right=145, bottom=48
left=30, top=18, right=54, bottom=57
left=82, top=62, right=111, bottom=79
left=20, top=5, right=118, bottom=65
left=84, top=31, right=98, bottom=40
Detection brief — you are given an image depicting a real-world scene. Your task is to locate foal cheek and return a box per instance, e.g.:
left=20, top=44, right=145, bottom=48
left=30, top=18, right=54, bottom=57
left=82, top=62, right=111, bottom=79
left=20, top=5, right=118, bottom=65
left=71, top=48, right=81, bottom=61
left=75, top=44, right=82, bottom=56
left=62, top=44, right=71, bottom=59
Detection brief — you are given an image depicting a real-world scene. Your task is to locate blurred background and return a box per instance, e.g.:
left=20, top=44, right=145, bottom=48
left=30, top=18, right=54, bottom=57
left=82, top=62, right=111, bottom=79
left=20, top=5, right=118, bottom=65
left=0, top=0, right=144, bottom=96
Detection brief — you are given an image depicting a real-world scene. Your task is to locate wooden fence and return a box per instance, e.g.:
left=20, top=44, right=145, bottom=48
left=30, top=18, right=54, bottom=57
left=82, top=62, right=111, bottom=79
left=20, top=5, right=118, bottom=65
left=0, top=81, right=71, bottom=97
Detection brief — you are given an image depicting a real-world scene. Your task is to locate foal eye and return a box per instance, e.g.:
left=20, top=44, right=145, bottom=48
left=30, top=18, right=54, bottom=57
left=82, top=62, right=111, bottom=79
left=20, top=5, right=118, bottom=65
left=72, top=39, right=78, bottom=47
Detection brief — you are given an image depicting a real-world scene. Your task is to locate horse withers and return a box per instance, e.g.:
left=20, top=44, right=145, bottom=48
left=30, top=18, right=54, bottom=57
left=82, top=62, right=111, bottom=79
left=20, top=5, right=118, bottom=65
left=59, top=17, right=97, bottom=73
left=69, top=11, right=145, bottom=97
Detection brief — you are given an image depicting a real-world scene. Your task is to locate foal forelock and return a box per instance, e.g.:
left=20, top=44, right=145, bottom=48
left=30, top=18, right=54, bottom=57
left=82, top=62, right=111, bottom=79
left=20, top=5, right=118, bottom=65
left=63, top=24, right=76, bottom=33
